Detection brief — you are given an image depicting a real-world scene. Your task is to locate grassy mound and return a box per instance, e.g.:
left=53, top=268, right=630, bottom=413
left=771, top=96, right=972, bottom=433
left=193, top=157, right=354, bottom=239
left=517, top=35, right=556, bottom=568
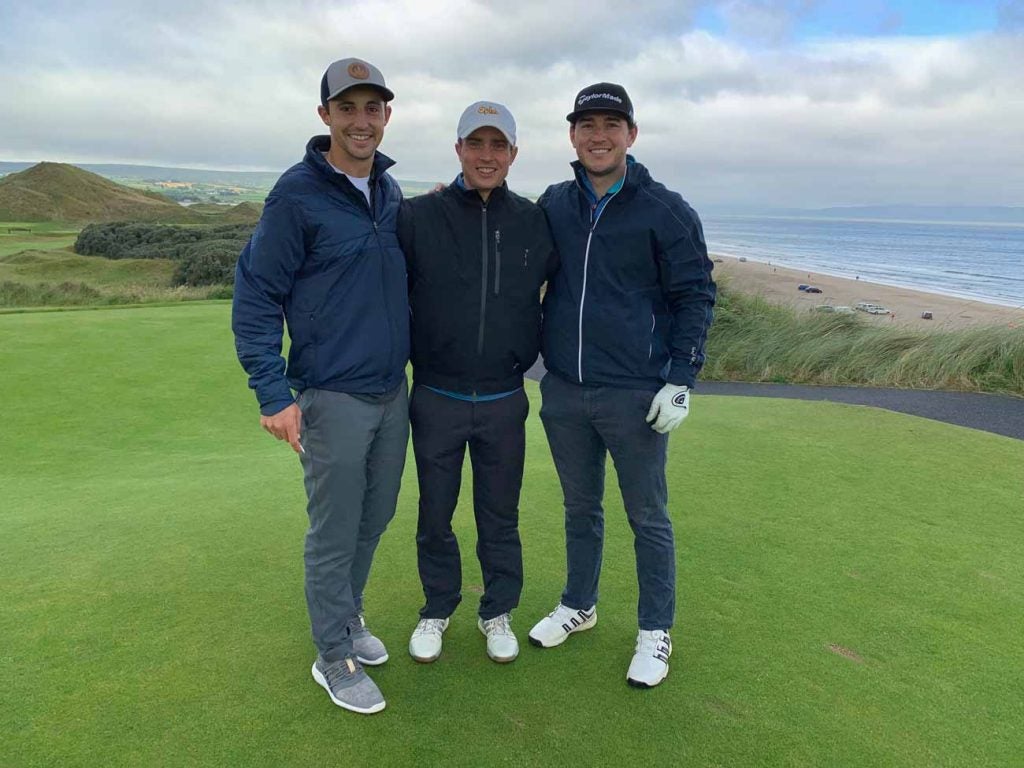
left=0, top=250, right=229, bottom=307
left=0, top=163, right=203, bottom=224
left=2, top=304, right=1022, bottom=766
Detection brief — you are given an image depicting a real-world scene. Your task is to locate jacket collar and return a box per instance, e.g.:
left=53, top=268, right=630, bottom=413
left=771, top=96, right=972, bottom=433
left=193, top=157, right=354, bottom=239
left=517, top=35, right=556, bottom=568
left=571, top=154, right=644, bottom=204
left=304, top=135, right=396, bottom=182
left=447, top=173, right=509, bottom=206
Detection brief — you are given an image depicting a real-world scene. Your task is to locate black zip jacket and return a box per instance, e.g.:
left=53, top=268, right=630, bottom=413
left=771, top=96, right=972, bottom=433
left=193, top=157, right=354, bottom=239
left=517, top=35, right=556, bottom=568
left=398, top=180, right=558, bottom=396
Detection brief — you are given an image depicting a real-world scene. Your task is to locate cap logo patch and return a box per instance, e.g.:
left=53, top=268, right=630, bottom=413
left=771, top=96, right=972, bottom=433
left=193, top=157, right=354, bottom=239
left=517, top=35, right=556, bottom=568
left=478, top=105, right=499, bottom=115
left=347, top=62, right=370, bottom=80
left=579, top=92, right=623, bottom=106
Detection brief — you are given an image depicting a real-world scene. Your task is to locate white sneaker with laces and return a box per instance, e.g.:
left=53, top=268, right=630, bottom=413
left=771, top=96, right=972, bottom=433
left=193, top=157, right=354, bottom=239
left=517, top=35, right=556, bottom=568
left=409, top=618, right=449, bottom=663
left=527, top=603, right=597, bottom=648
left=626, top=629, right=672, bottom=688
left=478, top=613, right=519, bottom=663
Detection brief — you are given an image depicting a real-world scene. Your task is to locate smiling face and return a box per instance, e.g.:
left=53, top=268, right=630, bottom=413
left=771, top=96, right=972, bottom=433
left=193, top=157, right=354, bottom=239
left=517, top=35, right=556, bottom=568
left=316, top=85, right=392, bottom=176
left=570, top=111, right=638, bottom=184
left=455, top=126, right=518, bottom=201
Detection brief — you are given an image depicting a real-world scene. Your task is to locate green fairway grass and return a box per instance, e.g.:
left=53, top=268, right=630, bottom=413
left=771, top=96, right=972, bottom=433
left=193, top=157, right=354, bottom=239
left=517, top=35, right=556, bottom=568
left=0, top=221, right=79, bottom=258
left=2, top=305, right=1022, bottom=767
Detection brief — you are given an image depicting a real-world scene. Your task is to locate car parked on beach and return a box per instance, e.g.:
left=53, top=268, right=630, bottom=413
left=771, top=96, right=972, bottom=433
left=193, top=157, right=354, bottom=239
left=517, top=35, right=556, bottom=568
left=805, top=286, right=823, bottom=293
left=856, top=302, right=890, bottom=314
left=814, top=305, right=856, bottom=314
left=797, top=284, right=810, bottom=291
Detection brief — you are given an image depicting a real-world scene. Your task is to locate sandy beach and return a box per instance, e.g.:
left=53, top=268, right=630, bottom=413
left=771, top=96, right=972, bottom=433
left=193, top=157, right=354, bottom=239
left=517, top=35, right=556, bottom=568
left=711, top=254, right=1024, bottom=330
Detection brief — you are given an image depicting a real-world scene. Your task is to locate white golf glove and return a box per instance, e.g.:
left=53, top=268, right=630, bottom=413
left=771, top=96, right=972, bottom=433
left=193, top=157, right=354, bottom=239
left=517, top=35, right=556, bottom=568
left=645, top=384, right=690, bottom=434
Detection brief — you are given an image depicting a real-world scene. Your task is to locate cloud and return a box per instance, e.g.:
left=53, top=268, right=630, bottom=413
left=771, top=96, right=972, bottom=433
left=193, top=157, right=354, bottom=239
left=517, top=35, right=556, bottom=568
left=1, top=1, right=1022, bottom=207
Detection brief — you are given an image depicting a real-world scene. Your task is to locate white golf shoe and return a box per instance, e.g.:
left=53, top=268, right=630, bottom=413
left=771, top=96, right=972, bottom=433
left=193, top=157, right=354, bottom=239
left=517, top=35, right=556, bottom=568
left=409, top=617, right=449, bottom=663
left=626, top=629, right=672, bottom=688
left=478, top=613, right=519, bottom=663
left=527, top=603, right=597, bottom=648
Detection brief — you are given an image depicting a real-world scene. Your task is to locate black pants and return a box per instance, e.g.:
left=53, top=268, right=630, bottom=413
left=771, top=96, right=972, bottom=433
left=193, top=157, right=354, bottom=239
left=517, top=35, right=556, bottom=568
left=410, top=385, right=528, bottom=620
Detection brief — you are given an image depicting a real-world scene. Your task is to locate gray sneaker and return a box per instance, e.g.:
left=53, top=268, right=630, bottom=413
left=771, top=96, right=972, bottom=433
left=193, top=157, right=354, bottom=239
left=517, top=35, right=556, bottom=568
left=311, top=655, right=386, bottom=714
left=348, top=613, right=388, bottom=666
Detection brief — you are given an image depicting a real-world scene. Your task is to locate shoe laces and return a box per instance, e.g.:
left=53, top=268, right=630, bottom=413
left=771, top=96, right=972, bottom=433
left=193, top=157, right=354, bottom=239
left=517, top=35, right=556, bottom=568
left=413, top=618, right=446, bottom=637
left=323, top=656, right=361, bottom=687
left=483, top=614, right=513, bottom=637
left=636, top=630, right=671, bottom=661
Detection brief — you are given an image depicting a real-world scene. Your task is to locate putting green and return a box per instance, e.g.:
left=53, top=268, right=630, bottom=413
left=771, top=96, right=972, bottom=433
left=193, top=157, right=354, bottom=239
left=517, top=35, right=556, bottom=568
left=2, top=304, right=1022, bottom=767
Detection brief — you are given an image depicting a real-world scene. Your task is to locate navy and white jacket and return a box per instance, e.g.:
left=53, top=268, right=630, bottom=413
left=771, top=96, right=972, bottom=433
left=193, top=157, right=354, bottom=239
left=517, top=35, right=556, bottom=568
left=232, top=136, right=410, bottom=415
left=539, top=157, right=716, bottom=391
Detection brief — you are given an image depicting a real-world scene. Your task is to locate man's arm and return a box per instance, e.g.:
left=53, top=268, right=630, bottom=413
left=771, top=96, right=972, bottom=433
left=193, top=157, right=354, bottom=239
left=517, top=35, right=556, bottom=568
left=397, top=199, right=416, bottom=265
left=656, top=211, right=717, bottom=389
left=231, top=194, right=308, bottom=451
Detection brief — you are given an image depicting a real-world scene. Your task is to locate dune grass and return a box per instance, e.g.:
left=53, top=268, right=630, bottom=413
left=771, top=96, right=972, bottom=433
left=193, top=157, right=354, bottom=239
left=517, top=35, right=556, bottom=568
left=0, top=250, right=229, bottom=307
left=704, top=285, right=1024, bottom=395
left=2, top=303, right=1023, bottom=767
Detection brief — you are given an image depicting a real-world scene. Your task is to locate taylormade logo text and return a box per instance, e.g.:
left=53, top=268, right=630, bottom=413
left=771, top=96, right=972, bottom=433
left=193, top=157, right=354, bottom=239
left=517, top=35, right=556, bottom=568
left=578, top=93, right=623, bottom=106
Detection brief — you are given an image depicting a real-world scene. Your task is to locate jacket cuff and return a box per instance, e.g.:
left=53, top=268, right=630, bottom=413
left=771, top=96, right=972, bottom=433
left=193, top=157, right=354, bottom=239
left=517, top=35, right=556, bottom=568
left=667, top=362, right=698, bottom=389
left=259, top=392, right=296, bottom=417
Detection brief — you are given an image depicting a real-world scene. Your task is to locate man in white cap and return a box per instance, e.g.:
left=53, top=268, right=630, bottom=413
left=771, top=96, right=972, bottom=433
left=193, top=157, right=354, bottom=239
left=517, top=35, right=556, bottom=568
left=398, top=101, right=558, bottom=665
left=232, top=57, right=408, bottom=714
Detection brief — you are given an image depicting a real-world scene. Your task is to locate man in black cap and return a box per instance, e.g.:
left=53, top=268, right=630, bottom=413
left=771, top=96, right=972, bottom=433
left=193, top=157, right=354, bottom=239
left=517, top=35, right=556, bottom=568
left=232, top=57, right=408, bottom=714
left=528, top=83, right=716, bottom=689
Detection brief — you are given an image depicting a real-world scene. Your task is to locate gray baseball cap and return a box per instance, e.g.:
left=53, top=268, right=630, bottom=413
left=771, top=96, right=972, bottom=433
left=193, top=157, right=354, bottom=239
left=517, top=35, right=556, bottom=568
left=320, top=58, right=394, bottom=105
left=457, top=101, right=517, bottom=146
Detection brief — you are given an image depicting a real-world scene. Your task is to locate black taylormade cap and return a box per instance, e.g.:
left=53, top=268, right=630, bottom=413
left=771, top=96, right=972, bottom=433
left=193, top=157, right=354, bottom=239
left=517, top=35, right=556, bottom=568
left=566, top=82, right=634, bottom=124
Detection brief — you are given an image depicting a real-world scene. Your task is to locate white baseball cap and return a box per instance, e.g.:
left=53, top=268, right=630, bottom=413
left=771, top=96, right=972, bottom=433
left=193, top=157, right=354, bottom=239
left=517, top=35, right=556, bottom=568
left=457, top=101, right=517, bottom=146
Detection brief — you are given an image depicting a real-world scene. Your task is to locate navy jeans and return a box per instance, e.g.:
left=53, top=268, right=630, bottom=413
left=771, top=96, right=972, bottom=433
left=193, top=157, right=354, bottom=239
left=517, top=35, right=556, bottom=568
left=410, top=385, right=528, bottom=620
left=539, top=372, right=674, bottom=631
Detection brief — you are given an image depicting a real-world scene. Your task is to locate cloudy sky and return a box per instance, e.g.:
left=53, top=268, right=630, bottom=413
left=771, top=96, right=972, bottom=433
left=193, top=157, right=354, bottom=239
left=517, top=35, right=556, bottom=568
left=2, top=0, right=1022, bottom=207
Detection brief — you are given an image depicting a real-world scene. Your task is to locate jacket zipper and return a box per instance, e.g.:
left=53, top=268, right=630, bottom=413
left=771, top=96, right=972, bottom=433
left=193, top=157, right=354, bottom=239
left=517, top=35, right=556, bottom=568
left=477, top=204, right=489, bottom=356
left=494, top=229, right=501, bottom=295
left=576, top=171, right=626, bottom=383
left=369, top=177, right=394, bottom=385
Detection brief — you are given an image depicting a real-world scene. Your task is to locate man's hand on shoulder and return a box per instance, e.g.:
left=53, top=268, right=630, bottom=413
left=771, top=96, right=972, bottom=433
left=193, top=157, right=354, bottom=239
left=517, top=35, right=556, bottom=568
left=645, top=384, right=690, bottom=434
left=260, top=402, right=304, bottom=453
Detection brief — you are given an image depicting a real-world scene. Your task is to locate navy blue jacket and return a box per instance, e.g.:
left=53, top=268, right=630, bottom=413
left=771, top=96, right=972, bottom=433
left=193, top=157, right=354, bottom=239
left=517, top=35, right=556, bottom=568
left=539, top=158, right=716, bottom=391
left=232, top=136, right=409, bottom=415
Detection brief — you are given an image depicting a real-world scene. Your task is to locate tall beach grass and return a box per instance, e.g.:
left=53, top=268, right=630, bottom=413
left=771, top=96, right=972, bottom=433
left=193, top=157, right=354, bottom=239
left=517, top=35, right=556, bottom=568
left=704, top=284, right=1024, bottom=395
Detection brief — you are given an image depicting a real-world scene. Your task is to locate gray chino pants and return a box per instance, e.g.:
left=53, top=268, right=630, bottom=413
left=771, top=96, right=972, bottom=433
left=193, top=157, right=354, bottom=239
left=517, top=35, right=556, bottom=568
left=297, top=382, right=409, bottom=661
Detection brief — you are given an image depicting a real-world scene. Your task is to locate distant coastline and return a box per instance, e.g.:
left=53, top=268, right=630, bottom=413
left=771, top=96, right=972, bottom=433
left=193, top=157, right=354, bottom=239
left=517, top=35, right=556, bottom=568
left=712, top=254, right=1023, bottom=329
left=713, top=251, right=1024, bottom=310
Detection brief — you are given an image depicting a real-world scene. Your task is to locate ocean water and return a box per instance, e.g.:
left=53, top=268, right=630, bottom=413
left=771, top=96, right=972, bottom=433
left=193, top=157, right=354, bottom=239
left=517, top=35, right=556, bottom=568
left=702, top=215, right=1024, bottom=309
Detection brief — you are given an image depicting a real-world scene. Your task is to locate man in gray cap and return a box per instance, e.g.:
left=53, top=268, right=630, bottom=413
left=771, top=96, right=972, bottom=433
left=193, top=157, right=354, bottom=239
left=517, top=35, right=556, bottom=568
left=232, top=57, right=408, bottom=714
left=398, top=101, right=558, bottom=666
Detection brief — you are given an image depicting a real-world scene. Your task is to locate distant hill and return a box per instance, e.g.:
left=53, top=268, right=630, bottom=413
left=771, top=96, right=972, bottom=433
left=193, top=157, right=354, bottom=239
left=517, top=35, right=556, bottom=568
left=188, top=201, right=264, bottom=224
left=0, top=161, right=283, bottom=189
left=703, top=204, right=1024, bottom=224
left=0, top=160, right=438, bottom=199
left=0, top=163, right=203, bottom=224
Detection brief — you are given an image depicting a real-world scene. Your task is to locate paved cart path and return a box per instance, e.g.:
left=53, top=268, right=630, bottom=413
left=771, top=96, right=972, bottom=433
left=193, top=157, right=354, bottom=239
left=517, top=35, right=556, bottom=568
left=525, top=360, right=1024, bottom=441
